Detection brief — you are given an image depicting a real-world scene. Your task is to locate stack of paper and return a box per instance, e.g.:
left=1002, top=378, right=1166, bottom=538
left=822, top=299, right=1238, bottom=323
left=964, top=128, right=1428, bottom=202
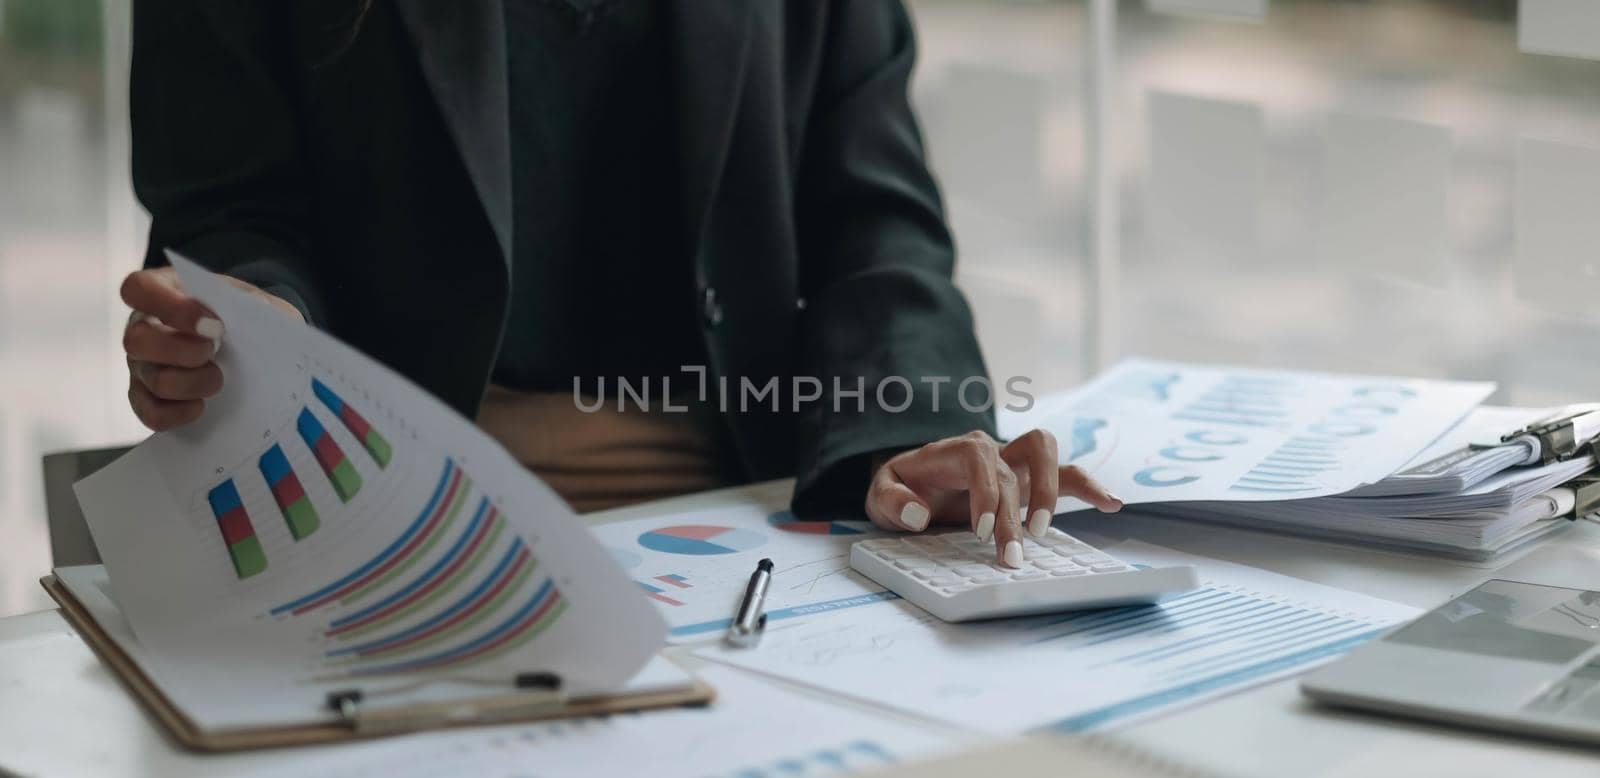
left=1004, top=363, right=1590, bottom=562
left=1146, top=406, right=1592, bottom=561
left=1341, top=405, right=1544, bottom=497
left=1151, top=489, right=1574, bottom=560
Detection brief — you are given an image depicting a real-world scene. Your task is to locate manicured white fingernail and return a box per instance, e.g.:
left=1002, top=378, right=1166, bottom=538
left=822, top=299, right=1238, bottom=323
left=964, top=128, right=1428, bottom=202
left=1003, top=540, right=1024, bottom=569
left=1105, top=492, right=1125, bottom=511
left=975, top=512, right=995, bottom=542
left=900, top=502, right=930, bottom=532
left=1028, top=508, right=1051, bottom=538
left=196, top=317, right=223, bottom=339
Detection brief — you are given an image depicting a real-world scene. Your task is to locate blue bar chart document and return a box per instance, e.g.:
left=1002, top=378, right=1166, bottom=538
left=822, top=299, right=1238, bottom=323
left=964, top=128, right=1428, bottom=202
left=697, top=543, right=1418, bottom=733
left=73, top=256, right=666, bottom=731
left=999, top=359, right=1494, bottom=512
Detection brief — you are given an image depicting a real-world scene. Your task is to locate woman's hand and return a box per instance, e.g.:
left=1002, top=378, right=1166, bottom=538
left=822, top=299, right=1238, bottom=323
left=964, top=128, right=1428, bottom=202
left=864, top=429, right=1123, bottom=569
left=121, top=266, right=302, bottom=431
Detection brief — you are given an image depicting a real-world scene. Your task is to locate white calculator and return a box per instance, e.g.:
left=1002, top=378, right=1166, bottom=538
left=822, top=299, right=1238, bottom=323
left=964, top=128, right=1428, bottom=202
left=850, top=527, right=1200, bottom=622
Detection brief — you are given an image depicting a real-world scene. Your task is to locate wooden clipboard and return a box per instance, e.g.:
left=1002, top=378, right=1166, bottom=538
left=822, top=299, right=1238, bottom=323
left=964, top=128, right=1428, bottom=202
left=41, top=574, right=715, bottom=752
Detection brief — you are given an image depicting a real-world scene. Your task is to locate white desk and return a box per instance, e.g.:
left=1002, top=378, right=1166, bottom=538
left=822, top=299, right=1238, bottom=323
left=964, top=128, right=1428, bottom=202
left=3, top=480, right=1598, bottom=777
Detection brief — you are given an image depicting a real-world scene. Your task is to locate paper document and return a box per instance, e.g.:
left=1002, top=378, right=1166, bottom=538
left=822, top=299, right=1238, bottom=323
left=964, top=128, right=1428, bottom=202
left=589, top=495, right=899, bottom=642
left=1152, top=493, right=1574, bottom=561
left=999, top=359, right=1493, bottom=511
left=1311, top=456, right=1592, bottom=517
left=697, top=542, right=1419, bottom=733
left=73, top=256, right=666, bottom=729
left=235, top=666, right=956, bottom=778
left=1344, top=406, right=1549, bottom=497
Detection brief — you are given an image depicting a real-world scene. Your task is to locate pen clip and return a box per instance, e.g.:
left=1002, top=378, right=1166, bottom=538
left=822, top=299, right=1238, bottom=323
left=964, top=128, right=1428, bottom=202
left=725, top=558, right=773, bottom=648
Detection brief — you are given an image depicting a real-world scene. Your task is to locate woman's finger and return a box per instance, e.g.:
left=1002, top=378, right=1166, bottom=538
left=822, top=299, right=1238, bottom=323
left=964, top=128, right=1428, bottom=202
left=124, top=316, right=217, bottom=368
left=119, top=268, right=222, bottom=339
left=131, top=359, right=224, bottom=401
left=992, top=464, right=1025, bottom=567
left=1060, top=464, right=1123, bottom=512
left=948, top=432, right=1001, bottom=542
left=864, top=456, right=932, bottom=532
left=128, top=377, right=205, bottom=431
left=1002, top=429, right=1059, bottom=538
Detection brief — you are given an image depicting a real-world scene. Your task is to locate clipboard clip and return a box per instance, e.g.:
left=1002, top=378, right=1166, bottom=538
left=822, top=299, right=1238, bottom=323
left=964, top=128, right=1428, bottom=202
left=1495, top=405, right=1600, bottom=465
left=325, top=672, right=566, bottom=735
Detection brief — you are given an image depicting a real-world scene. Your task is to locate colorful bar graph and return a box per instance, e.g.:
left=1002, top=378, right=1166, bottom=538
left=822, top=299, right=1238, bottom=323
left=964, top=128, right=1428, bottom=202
left=654, top=574, right=692, bottom=589
left=297, top=408, right=362, bottom=502
left=638, top=581, right=685, bottom=607
left=258, top=444, right=320, bottom=540
left=313, top=378, right=392, bottom=468
left=206, top=480, right=267, bottom=578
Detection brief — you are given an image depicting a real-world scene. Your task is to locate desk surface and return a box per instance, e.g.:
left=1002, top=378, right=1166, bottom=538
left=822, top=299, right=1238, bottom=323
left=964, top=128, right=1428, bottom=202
left=3, top=480, right=1599, bottom=777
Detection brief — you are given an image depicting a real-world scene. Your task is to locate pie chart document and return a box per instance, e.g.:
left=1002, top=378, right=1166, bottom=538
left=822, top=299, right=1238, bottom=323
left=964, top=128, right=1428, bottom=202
left=590, top=497, right=900, bottom=642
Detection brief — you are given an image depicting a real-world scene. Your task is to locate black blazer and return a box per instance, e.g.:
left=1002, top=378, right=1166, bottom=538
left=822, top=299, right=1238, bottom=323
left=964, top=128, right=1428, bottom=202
left=131, top=0, right=995, bottom=514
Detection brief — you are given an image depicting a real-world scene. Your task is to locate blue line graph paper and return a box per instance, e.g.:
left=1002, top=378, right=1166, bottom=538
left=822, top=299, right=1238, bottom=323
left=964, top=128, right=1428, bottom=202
left=1015, top=584, right=1393, bottom=730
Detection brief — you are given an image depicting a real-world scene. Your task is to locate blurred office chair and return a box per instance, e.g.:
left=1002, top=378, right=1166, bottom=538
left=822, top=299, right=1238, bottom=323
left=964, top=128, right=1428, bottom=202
left=42, top=445, right=134, bottom=567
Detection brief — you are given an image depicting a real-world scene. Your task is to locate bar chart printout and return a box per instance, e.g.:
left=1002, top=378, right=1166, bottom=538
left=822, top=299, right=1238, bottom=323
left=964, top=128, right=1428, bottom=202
left=207, top=479, right=268, bottom=578
left=70, top=256, right=668, bottom=733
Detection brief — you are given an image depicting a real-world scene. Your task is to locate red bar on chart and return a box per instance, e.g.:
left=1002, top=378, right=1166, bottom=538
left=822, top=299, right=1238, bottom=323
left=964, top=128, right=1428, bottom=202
left=207, top=479, right=267, bottom=578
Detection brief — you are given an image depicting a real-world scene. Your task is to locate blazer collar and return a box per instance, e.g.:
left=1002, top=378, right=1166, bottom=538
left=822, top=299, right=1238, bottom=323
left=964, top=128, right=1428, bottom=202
left=393, top=0, right=754, bottom=269
left=393, top=0, right=514, bottom=265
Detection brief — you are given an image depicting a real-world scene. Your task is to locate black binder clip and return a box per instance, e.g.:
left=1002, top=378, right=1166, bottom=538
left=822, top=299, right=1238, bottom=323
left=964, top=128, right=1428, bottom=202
left=1499, top=405, right=1600, bottom=465
left=324, top=673, right=566, bottom=735
left=1565, top=474, right=1600, bottom=522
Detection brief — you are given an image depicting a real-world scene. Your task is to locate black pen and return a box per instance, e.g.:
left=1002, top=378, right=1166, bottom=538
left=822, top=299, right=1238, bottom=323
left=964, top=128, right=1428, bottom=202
left=724, top=558, right=773, bottom=648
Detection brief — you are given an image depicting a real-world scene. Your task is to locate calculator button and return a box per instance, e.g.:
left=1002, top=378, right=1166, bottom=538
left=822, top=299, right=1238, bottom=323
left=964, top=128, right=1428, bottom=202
left=926, top=575, right=963, bottom=587
left=1071, top=554, right=1109, bottom=565
left=952, top=564, right=992, bottom=576
left=1032, top=558, right=1072, bottom=570
left=1090, top=562, right=1126, bottom=573
left=1050, top=568, right=1088, bottom=576
left=894, top=558, right=937, bottom=571
left=1010, top=570, right=1047, bottom=581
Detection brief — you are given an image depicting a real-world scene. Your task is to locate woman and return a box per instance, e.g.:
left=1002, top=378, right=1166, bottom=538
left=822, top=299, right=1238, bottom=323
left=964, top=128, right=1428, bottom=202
left=119, top=0, right=1121, bottom=569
